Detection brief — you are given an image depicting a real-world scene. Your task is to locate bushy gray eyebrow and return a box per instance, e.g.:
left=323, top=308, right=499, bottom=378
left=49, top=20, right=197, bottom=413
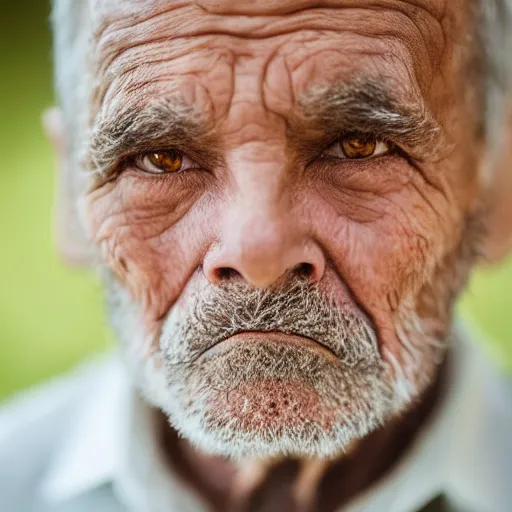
left=84, top=98, right=218, bottom=179
left=296, top=78, right=442, bottom=158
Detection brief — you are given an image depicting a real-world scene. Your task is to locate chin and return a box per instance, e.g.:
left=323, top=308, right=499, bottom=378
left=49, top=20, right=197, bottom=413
left=153, top=337, right=409, bottom=460
left=127, top=338, right=443, bottom=459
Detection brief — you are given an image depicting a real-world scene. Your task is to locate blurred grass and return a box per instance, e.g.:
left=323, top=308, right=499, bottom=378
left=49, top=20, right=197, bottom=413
left=0, top=1, right=510, bottom=402
left=0, top=1, right=108, bottom=401
left=460, top=263, right=512, bottom=371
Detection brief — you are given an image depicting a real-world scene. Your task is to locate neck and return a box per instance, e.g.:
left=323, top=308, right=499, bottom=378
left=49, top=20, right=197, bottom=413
left=158, top=356, right=449, bottom=512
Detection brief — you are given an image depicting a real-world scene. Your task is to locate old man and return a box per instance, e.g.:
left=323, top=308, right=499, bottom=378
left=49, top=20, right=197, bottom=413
left=1, top=1, right=512, bottom=511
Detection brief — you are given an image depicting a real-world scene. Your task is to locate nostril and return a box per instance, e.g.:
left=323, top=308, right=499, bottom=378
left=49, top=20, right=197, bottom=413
left=295, top=262, right=315, bottom=279
left=216, top=267, right=241, bottom=281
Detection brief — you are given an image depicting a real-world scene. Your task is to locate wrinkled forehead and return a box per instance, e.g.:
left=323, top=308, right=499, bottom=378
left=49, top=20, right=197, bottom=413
left=90, top=0, right=453, bottom=56
left=86, top=0, right=470, bottom=136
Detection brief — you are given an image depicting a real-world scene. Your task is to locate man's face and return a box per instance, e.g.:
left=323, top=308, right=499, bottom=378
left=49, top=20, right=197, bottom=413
left=81, top=0, right=483, bottom=458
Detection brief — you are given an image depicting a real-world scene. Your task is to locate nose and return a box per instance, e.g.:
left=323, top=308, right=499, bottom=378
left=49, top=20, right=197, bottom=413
left=203, top=200, right=325, bottom=288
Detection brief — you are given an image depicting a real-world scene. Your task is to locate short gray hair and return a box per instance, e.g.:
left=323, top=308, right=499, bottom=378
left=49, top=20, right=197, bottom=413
left=51, top=0, right=90, bottom=157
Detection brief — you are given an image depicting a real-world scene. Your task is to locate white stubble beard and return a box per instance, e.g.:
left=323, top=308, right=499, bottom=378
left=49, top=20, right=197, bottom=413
left=104, top=272, right=446, bottom=460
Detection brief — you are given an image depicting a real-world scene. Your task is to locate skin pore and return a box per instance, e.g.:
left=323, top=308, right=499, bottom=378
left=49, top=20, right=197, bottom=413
left=70, top=0, right=487, bottom=509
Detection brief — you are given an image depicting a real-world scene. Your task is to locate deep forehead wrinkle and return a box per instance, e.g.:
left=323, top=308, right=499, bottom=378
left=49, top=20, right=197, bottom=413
left=195, top=0, right=447, bottom=19
left=92, top=0, right=447, bottom=25
left=92, top=0, right=448, bottom=46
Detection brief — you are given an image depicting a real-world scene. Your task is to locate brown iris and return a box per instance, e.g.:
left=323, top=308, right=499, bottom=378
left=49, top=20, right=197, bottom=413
left=341, top=135, right=378, bottom=159
left=147, top=150, right=183, bottom=173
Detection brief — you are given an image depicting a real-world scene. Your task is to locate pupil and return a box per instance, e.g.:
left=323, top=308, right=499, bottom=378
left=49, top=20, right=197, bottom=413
left=147, top=151, right=182, bottom=172
left=342, top=136, right=376, bottom=159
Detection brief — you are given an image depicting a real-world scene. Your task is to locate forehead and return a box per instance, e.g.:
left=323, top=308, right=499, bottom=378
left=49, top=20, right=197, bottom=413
left=88, top=0, right=467, bottom=136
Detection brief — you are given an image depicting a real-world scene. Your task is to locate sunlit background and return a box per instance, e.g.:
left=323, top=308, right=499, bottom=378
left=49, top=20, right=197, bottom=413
left=1, top=1, right=511, bottom=402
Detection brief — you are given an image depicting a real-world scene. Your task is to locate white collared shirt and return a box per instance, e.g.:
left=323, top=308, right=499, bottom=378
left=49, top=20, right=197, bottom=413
left=0, top=327, right=511, bottom=512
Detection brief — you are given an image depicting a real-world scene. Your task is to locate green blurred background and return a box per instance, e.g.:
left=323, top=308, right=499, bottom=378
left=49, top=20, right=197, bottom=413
left=0, top=1, right=511, bottom=403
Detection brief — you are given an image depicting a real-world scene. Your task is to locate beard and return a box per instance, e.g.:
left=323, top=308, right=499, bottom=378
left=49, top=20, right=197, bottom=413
left=103, top=269, right=452, bottom=460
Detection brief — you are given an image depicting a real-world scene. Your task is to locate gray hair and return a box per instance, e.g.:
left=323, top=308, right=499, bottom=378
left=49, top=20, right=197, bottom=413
left=50, top=1, right=512, bottom=161
left=51, top=0, right=90, bottom=158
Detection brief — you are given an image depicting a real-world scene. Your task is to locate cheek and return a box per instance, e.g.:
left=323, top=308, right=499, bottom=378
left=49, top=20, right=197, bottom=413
left=84, top=172, right=212, bottom=321
left=312, top=158, right=461, bottom=347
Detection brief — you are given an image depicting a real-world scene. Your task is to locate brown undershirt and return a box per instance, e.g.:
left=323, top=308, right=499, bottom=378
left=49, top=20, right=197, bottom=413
left=158, top=355, right=449, bottom=512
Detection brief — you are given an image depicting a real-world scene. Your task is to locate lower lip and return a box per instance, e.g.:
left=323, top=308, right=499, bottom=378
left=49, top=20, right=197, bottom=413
left=206, top=331, right=338, bottom=362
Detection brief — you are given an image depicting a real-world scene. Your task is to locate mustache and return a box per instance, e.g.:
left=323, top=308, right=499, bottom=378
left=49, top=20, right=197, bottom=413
left=160, top=278, right=380, bottom=366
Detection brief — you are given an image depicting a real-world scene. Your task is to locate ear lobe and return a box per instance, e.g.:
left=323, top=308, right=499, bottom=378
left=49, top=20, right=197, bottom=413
left=480, top=105, right=512, bottom=264
left=43, top=107, right=94, bottom=267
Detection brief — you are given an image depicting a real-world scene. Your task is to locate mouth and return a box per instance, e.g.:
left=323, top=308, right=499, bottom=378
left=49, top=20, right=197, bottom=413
left=202, top=331, right=339, bottom=363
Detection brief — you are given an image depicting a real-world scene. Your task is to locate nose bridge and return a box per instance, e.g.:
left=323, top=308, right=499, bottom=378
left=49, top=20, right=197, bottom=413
left=232, top=160, right=291, bottom=266
left=233, top=144, right=287, bottom=208
left=229, top=152, right=294, bottom=274
left=203, top=153, right=325, bottom=287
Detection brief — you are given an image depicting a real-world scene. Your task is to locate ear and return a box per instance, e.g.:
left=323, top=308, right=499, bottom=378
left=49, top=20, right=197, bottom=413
left=43, top=107, right=94, bottom=266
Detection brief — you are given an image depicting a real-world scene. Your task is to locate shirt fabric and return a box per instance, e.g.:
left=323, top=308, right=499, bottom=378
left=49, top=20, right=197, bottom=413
left=0, top=326, right=511, bottom=512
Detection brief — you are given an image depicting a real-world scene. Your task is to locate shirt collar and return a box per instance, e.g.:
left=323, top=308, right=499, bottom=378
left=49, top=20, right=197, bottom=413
left=38, top=355, right=206, bottom=512
left=38, top=355, right=125, bottom=504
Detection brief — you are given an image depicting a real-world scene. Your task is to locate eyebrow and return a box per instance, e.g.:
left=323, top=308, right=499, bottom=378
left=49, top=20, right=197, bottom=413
left=295, top=78, right=442, bottom=159
left=85, top=98, right=218, bottom=179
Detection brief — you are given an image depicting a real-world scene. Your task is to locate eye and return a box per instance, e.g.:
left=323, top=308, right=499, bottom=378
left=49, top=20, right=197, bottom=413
left=135, top=149, right=195, bottom=174
left=322, top=134, right=393, bottom=160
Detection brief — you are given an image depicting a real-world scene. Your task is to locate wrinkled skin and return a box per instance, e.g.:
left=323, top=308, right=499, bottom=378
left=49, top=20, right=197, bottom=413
left=80, top=0, right=484, bottom=464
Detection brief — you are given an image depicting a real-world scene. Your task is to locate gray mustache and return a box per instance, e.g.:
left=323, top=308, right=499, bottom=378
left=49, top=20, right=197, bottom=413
left=161, top=279, right=379, bottom=366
